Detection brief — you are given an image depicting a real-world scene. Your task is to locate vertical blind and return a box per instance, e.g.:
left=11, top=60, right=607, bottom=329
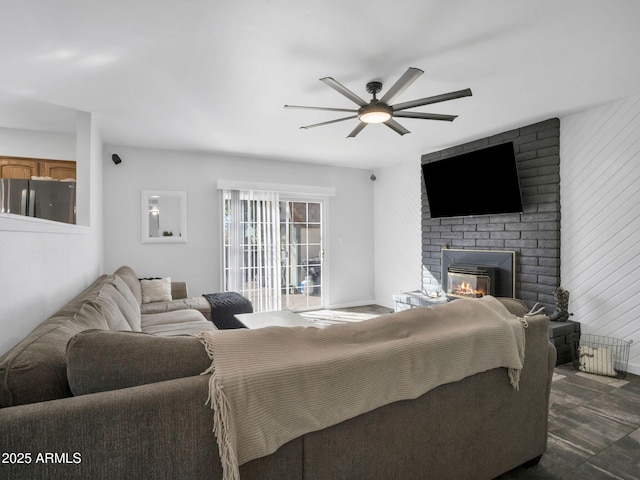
left=222, top=189, right=281, bottom=312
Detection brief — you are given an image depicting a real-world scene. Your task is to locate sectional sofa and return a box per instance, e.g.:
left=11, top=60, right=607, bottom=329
left=0, top=267, right=556, bottom=480
left=0, top=266, right=215, bottom=407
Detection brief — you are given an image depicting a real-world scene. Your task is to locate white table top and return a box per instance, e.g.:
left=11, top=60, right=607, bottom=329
left=235, top=310, right=313, bottom=329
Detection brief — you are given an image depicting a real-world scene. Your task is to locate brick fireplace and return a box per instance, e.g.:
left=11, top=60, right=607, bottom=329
left=421, top=118, right=560, bottom=313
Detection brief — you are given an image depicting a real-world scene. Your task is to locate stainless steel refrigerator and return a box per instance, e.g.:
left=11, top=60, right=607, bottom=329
left=0, top=178, right=76, bottom=224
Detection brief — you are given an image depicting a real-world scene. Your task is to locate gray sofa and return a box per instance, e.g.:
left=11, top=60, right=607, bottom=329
left=0, top=265, right=215, bottom=407
left=0, top=268, right=556, bottom=480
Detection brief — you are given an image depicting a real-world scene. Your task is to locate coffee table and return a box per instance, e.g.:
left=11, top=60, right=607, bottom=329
left=235, top=310, right=314, bottom=329
left=236, top=309, right=379, bottom=329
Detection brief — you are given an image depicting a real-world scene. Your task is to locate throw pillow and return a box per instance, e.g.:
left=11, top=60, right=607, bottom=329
left=140, top=277, right=172, bottom=304
left=578, top=345, right=617, bottom=377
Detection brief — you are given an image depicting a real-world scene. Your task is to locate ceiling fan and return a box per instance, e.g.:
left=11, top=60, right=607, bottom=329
left=284, top=67, right=472, bottom=138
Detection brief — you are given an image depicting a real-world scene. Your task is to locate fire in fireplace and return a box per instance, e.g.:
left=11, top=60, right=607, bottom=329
left=447, top=264, right=497, bottom=299
left=439, top=249, right=516, bottom=299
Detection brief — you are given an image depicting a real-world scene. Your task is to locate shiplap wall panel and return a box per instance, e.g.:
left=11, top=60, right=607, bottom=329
left=561, top=95, right=640, bottom=375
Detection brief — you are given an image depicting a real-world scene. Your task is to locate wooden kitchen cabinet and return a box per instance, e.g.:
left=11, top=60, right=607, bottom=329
left=0, top=158, right=40, bottom=179
left=0, top=156, right=76, bottom=180
left=40, top=160, right=77, bottom=180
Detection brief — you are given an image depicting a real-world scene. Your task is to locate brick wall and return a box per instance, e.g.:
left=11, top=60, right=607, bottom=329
left=421, top=118, right=560, bottom=312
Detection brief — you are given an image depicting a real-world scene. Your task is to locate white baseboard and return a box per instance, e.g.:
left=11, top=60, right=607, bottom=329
left=626, top=361, right=639, bottom=377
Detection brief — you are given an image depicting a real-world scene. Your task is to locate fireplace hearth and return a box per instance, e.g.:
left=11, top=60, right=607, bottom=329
left=441, top=249, right=516, bottom=299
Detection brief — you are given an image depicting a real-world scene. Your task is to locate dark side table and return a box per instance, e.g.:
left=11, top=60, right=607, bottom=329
left=548, top=320, right=580, bottom=365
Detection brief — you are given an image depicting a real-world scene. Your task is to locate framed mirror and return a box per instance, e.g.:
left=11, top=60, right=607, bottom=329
left=141, top=190, right=187, bottom=243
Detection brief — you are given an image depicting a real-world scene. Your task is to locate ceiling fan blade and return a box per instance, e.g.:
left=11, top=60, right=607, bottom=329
left=320, top=77, right=368, bottom=107
left=284, top=105, right=358, bottom=113
left=347, top=122, right=367, bottom=138
left=393, top=111, right=458, bottom=121
left=384, top=119, right=410, bottom=136
left=379, top=67, right=424, bottom=105
left=300, top=115, right=358, bottom=130
left=392, top=88, right=472, bottom=112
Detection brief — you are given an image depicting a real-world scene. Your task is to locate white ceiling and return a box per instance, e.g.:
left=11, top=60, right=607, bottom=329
left=2, top=0, right=640, bottom=169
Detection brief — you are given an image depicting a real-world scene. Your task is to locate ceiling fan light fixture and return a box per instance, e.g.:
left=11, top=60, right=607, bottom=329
left=286, top=68, right=472, bottom=137
left=358, top=103, right=393, bottom=124
left=360, top=110, right=391, bottom=123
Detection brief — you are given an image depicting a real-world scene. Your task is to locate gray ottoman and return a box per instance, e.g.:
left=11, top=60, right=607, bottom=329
left=203, top=292, right=253, bottom=329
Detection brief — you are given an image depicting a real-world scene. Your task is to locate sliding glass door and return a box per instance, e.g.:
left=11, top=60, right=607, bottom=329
left=279, top=200, right=323, bottom=311
left=223, top=190, right=324, bottom=312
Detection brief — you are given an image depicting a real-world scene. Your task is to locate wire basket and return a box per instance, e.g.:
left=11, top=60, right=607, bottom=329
left=570, top=333, right=633, bottom=379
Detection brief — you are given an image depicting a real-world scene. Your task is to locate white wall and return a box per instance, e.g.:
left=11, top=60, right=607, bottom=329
left=0, top=127, right=75, bottom=160
left=373, top=159, right=422, bottom=308
left=560, top=95, right=640, bottom=375
left=371, top=95, right=640, bottom=378
left=103, top=146, right=375, bottom=308
left=0, top=115, right=103, bottom=356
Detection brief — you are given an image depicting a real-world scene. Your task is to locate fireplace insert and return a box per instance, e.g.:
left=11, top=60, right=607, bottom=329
left=447, top=264, right=497, bottom=299
left=439, top=249, right=516, bottom=299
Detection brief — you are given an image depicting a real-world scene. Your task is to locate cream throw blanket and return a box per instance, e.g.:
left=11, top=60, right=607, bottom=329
left=197, top=295, right=527, bottom=480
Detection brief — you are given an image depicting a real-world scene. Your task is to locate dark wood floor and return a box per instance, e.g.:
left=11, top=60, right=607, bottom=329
left=498, top=363, right=640, bottom=479
left=338, top=304, right=394, bottom=315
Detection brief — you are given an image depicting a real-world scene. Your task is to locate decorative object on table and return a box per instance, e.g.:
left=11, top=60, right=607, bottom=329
left=549, top=286, right=572, bottom=322
left=525, top=303, right=546, bottom=317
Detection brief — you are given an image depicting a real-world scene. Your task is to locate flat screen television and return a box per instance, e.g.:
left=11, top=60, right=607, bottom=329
left=422, top=142, right=523, bottom=219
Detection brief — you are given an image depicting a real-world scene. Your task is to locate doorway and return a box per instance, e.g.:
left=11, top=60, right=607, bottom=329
left=222, top=190, right=325, bottom=312
left=280, top=200, right=324, bottom=310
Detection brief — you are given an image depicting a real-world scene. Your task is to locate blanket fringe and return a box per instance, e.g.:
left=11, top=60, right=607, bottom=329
left=210, top=375, right=241, bottom=480
left=508, top=315, right=530, bottom=391
left=198, top=333, right=241, bottom=480
left=508, top=368, right=521, bottom=391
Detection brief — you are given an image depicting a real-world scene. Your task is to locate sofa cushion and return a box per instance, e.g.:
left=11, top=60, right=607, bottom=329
left=114, top=265, right=143, bottom=305
left=92, top=283, right=133, bottom=331
left=105, top=275, right=142, bottom=331
left=141, top=309, right=217, bottom=336
left=140, top=295, right=212, bottom=320
left=66, top=330, right=212, bottom=396
left=142, top=319, right=218, bottom=336
left=140, top=277, right=172, bottom=304
left=170, top=281, right=188, bottom=300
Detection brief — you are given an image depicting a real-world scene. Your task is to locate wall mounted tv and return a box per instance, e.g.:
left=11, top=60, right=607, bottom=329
left=422, top=142, right=523, bottom=219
